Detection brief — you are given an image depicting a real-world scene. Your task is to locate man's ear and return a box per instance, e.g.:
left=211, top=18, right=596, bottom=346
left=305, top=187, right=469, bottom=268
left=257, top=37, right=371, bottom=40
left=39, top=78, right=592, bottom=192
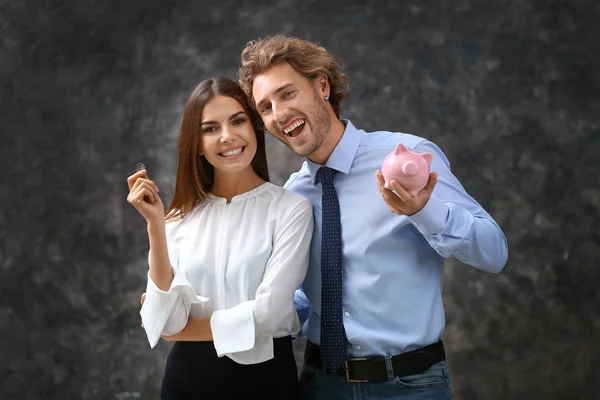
left=315, top=73, right=330, bottom=97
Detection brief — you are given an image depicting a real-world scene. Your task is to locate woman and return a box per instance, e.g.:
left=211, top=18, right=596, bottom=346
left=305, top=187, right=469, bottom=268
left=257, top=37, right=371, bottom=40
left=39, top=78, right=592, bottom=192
left=126, top=77, right=313, bottom=399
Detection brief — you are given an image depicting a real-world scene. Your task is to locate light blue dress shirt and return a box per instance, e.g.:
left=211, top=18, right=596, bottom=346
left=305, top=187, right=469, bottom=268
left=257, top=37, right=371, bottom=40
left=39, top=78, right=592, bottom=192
left=285, top=120, right=508, bottom=357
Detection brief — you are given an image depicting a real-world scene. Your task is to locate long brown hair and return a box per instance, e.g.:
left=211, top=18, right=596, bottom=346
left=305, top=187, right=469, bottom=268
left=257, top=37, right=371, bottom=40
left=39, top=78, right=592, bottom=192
left=238, top=34, right=350, bottom=118
left=165, top=77, right=269, bottom=220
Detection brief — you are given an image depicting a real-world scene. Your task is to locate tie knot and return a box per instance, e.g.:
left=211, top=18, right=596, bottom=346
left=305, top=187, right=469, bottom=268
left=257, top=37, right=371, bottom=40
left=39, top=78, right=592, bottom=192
left=317, top=166, right=334, bottom=186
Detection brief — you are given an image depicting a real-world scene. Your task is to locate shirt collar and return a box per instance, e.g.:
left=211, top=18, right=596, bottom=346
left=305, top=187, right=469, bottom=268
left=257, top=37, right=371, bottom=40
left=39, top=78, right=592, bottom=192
left=306, top=119, right=360, bottom=185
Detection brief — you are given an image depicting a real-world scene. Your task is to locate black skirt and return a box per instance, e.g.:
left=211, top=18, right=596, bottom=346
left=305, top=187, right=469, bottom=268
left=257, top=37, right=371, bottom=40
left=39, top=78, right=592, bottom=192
left=161, top=336, right=299, bottom=399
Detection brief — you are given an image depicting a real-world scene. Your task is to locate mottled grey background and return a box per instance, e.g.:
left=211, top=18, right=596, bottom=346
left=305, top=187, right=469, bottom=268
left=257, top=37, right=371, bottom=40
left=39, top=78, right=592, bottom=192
left=1, top=0, right=598, bottom=399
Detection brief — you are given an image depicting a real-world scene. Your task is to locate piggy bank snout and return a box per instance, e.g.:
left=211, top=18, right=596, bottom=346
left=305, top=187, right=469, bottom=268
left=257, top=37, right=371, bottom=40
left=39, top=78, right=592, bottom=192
left=401, top=161, right=418, bottom=177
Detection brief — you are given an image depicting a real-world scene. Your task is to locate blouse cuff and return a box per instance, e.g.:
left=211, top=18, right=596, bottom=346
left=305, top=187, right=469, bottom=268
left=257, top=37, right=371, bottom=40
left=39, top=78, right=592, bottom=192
left=140, top=270, right=209, bottom=348
left=211, top=301, right=268, bottom=358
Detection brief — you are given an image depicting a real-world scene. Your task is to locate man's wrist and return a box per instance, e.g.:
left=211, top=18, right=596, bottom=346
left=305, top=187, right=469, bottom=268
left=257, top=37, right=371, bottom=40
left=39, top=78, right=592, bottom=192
left=408, top=194, right=449, bottom=235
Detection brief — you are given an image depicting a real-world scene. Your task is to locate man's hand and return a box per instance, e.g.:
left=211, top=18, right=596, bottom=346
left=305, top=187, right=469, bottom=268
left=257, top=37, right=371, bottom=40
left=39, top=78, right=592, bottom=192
left=375, top=170, right=438, bottom=216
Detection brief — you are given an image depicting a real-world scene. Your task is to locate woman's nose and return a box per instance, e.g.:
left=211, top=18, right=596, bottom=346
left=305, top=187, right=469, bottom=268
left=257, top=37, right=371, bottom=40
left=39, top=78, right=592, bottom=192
left=220, top=127, right=235, bottom=142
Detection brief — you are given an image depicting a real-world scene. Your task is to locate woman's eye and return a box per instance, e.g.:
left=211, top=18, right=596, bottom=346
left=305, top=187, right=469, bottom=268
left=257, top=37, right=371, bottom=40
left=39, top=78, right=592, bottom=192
left=233, top=118, right=246, bottom=125
left=203, top=126, right=217, bottom=133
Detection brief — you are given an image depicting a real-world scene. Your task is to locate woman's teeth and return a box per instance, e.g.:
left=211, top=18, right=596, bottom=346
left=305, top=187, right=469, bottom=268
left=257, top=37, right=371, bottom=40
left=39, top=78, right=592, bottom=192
left=221, top=147, right=244, bottom=157
left=283, top=120, right=305, bottom=136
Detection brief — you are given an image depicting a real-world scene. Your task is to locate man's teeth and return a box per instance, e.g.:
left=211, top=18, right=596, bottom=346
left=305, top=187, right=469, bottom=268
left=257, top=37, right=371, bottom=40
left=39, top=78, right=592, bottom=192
left=283, top=119, right=305, bottom=136
left=221, top=147, right=243, bottom=157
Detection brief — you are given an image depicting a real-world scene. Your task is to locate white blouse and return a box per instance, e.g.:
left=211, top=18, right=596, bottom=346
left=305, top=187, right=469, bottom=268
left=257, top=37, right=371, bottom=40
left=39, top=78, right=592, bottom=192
left=140, top=182, right=314, bottom=364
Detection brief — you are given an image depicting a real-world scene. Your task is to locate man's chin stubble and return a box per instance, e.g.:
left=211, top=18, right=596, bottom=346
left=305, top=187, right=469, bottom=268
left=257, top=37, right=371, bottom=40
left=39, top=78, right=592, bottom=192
left=293, top=140, right=322, bottom=158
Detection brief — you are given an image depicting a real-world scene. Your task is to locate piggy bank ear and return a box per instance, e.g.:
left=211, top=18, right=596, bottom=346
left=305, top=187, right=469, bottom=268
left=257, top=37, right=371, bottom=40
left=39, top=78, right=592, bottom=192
left=395, top=143, right=409, bottom=155
left=421, top=152, right=433, bottom=164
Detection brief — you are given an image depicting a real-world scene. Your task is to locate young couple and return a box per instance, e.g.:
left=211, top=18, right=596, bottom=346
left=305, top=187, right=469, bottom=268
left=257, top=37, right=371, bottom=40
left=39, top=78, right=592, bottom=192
left=127, top=34, right=508, bottom=400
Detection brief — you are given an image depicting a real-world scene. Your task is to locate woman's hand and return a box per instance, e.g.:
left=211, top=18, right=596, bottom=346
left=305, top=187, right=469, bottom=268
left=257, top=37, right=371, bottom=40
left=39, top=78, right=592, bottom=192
left=126, top=169, right=165, bottom=225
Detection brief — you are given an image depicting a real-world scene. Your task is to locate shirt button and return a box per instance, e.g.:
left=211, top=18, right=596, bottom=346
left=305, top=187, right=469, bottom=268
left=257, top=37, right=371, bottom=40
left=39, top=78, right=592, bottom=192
left=344, top=312, right=350, bottom=317
left=355, top=345, right=361, bottom=350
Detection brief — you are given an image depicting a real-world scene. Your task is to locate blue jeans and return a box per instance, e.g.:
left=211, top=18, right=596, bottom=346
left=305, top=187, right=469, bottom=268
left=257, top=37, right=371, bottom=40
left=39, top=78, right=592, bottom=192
left=298, top=361, right=452, bottom=400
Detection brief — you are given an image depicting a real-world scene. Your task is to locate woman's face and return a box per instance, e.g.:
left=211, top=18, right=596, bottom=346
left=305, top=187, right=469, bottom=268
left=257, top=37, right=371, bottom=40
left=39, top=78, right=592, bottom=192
left=199, top=95, right=257, bottom=175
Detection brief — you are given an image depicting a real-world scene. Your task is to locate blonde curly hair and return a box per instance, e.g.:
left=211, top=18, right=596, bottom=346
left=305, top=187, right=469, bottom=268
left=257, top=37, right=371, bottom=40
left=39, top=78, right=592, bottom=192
left=238, top=34, right=350, bottom=118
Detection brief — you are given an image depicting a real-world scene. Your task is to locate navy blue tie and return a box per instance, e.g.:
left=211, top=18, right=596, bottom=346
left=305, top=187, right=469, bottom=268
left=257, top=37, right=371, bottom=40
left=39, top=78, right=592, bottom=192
left=317, top=166, right=347, bottom=372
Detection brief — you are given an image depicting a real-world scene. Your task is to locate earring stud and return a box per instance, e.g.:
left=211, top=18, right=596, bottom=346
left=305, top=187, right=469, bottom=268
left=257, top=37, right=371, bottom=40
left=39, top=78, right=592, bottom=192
left=324, top=96, right=329, bottom=102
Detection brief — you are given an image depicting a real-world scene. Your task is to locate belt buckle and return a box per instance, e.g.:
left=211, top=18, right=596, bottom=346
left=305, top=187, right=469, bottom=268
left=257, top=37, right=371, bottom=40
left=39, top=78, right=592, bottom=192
left=344, top=358, right=369, bottom=383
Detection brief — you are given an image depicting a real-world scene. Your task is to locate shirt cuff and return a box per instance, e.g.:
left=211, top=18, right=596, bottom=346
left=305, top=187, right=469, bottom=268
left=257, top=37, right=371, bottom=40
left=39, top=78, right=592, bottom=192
left=408, top=194, right=449, bottom=235
left=210, top=302, right=258, bottom=356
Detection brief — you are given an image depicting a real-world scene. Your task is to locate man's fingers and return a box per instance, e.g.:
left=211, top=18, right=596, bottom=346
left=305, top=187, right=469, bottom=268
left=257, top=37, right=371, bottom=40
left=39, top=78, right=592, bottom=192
left=375, top=171, right=406, bottom=209
left=375, top=172, right=389, bottom=197
left=375, top=171, right=386, bottom=190
left=375, top=171, right=419, bottom=216
left=377, top=181, right=398, bottom=202
left=375, top=171, right=396, bottom=197
left=424, top=172, right=438, bottom=192
left=420, top=172, right=437, bottom=193
left=390, top=180, right=412, bottom=202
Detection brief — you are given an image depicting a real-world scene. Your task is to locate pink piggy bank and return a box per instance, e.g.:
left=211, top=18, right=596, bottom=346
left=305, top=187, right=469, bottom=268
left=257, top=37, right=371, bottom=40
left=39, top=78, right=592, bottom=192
left=381, top=144, right=433, bottom=196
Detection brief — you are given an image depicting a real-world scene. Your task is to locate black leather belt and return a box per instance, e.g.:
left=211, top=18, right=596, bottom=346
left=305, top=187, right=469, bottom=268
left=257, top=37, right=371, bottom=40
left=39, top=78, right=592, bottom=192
left=304, top=340, right=446, bottom=383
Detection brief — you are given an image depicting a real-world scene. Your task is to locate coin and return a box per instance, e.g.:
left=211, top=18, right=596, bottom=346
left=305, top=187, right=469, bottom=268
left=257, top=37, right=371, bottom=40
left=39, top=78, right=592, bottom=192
left=135, top=162, right=146, bottom=172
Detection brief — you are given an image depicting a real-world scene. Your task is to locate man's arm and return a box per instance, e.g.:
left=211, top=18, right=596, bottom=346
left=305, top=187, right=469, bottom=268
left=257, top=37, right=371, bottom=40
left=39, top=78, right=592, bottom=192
left=376, top=139, right=508, bottom=273
left=293, top=285, right=310, bottom=337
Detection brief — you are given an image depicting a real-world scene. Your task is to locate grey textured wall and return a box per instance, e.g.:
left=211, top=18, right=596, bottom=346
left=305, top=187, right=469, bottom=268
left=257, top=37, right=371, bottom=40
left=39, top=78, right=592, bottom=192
left=1, top=0, right=598, bottom=399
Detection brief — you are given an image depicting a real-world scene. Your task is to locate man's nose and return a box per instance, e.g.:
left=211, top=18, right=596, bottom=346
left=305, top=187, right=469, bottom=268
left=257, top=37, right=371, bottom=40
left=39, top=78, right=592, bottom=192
left=272, top=102, right=287, bottom=130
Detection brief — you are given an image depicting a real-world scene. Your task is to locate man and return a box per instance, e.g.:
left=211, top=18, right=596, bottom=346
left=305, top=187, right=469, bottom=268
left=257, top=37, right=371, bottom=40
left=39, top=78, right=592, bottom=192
left=238, top=34, right=508, bottom=400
